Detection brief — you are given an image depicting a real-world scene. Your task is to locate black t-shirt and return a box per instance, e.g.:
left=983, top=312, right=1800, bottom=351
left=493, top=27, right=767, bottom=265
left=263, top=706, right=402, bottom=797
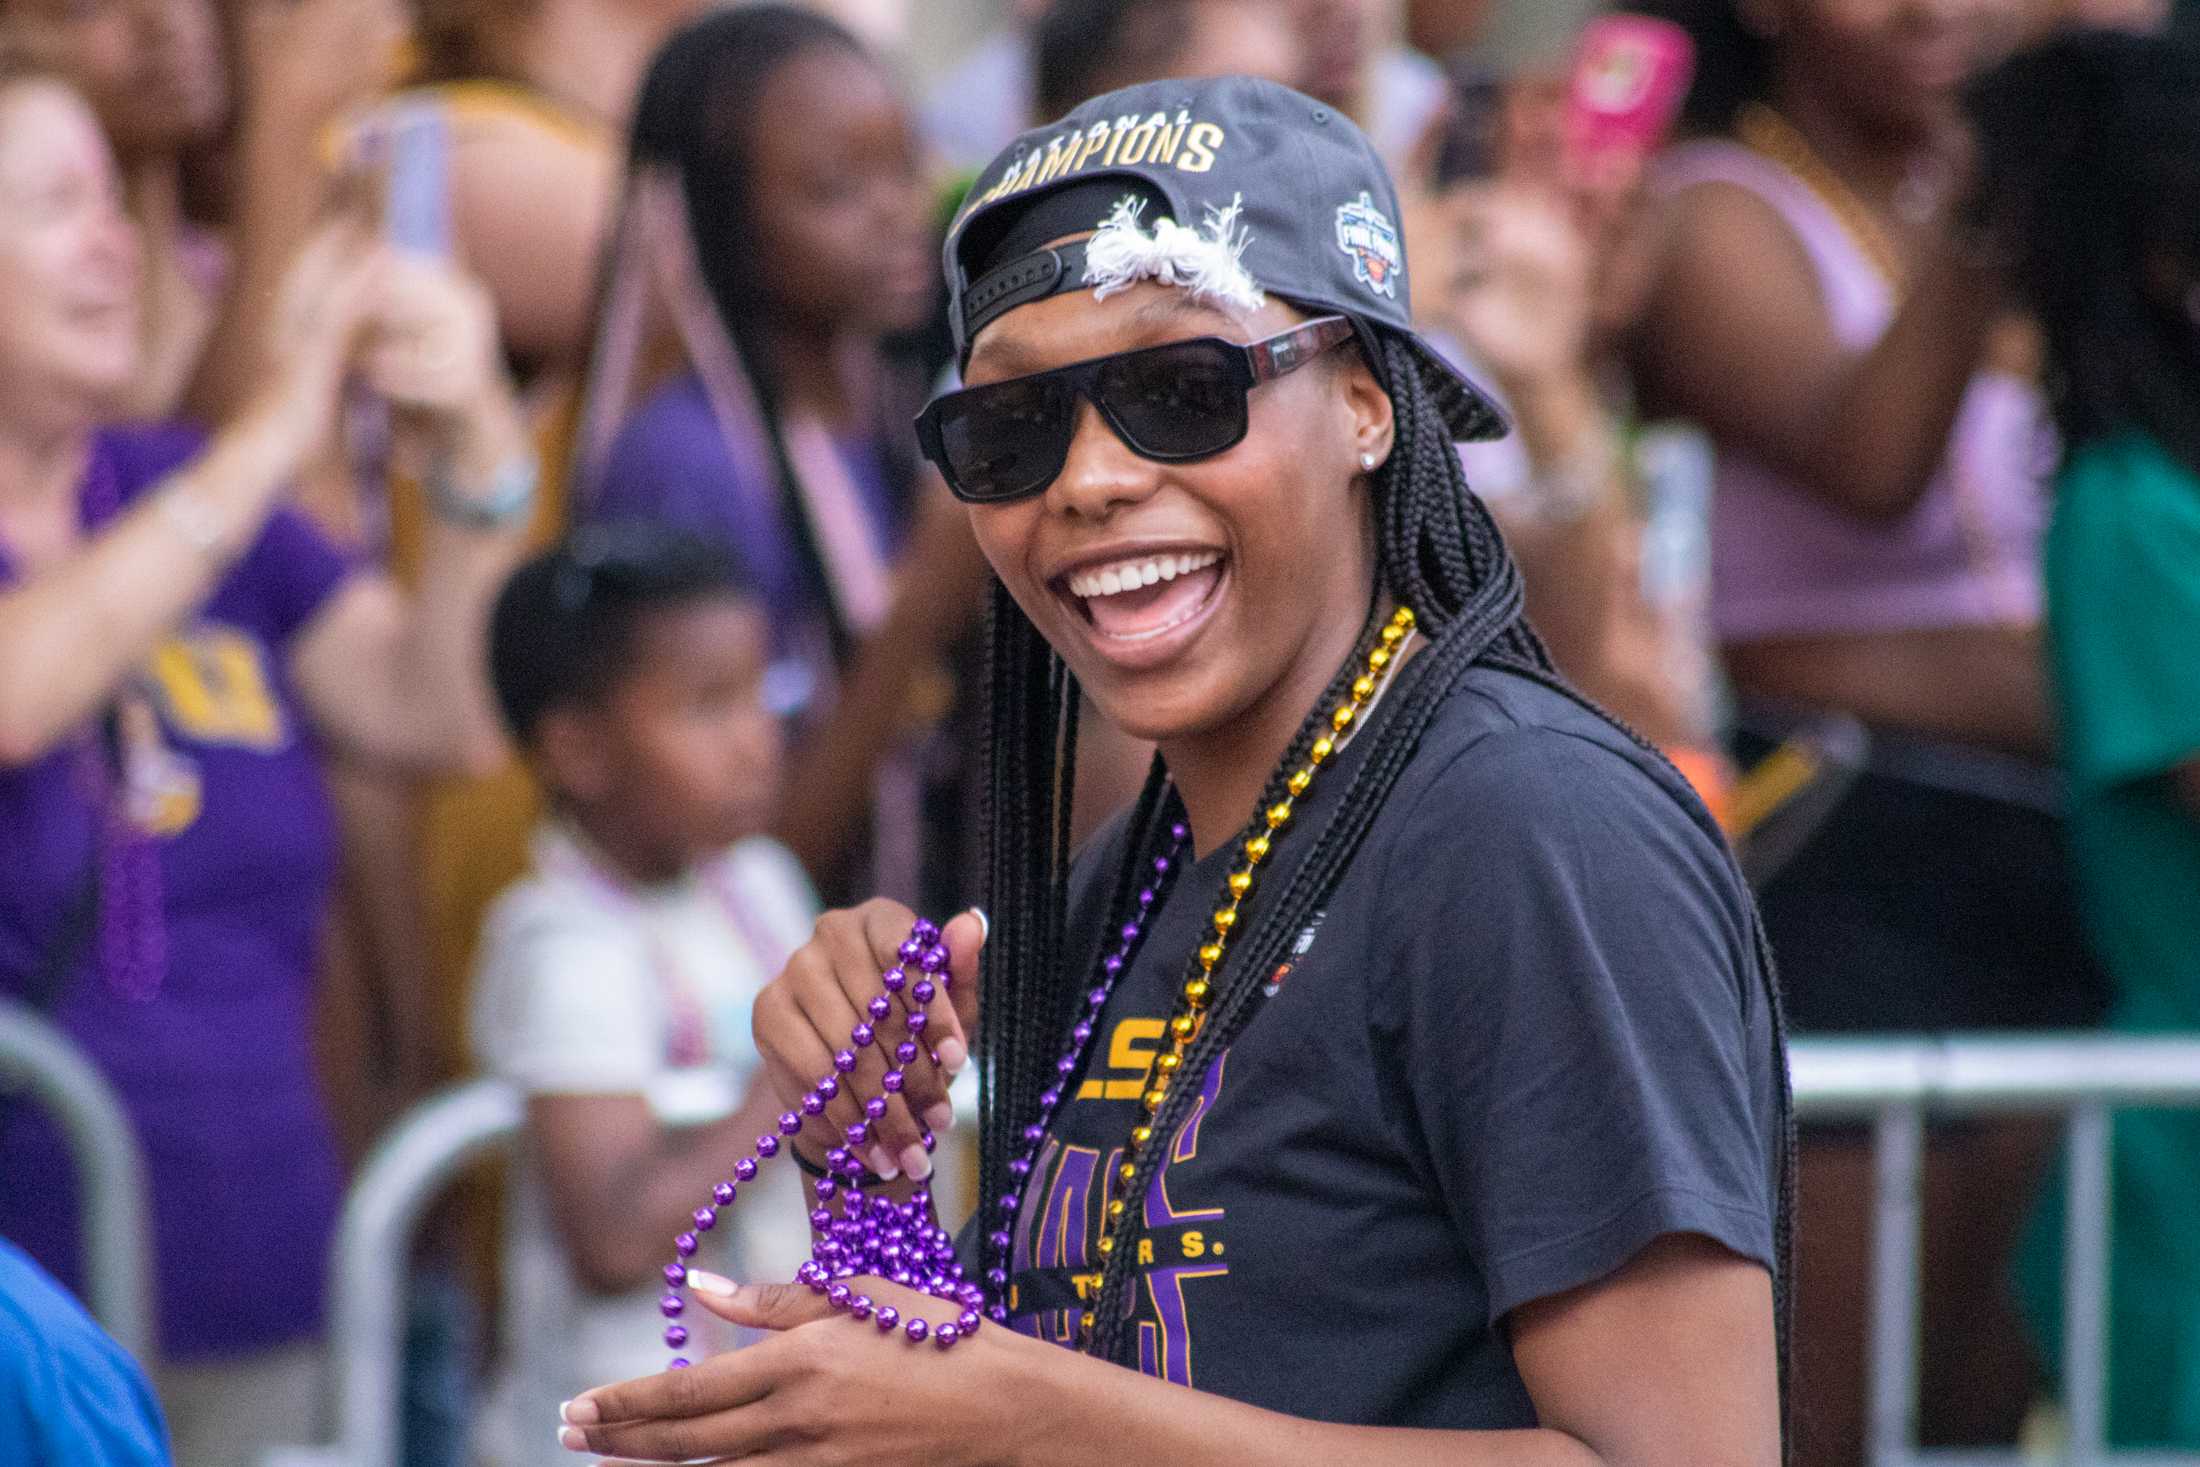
left=994, top=664, right=1780, bottom=1426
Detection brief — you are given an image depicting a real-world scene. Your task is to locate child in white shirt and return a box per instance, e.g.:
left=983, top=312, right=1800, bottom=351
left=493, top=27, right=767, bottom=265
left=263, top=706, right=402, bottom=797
left=468, top=524, right=818, bottom=1465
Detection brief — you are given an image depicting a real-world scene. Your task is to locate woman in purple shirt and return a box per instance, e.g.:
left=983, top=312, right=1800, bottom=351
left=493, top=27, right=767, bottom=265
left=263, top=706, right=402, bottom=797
left=0, top=64, right=533, bottom=1464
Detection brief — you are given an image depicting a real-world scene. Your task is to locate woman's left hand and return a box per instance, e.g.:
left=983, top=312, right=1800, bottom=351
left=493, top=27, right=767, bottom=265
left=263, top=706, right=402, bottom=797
left=1426, top=183, right=1596, bottom=399
left=557, top=1274, right=1021, bottom=1465
left=359, top=253, right=521, bottom=464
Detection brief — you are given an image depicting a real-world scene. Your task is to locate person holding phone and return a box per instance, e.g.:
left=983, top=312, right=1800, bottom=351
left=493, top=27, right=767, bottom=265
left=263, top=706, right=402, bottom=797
left=1408, top=19, right=1727, bottom=812
left=1627, top=1, right=2104, bottom=1460
left=556, top=72, right=1787, bottom=1467
left=0, top=63, right=531, bottom=1467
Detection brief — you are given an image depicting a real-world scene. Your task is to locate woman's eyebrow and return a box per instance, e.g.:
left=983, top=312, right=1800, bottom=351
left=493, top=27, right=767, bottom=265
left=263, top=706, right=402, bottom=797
left=969, top=292, right=1241, bottom=377
left=967, top=334, right=1045, bottom=376
left=1127, top=293, right=1237, bottom=334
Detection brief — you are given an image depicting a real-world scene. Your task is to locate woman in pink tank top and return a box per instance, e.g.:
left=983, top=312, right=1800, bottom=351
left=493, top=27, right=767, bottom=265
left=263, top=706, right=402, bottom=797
left=1627, top=4, right=2110, bottom=1464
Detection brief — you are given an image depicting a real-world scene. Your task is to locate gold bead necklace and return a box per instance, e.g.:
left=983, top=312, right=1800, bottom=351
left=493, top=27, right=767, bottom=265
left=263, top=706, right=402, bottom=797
left=1079, top=605, right=1418, bottom=1325
left=1735, top=102, right=1909, bottom=289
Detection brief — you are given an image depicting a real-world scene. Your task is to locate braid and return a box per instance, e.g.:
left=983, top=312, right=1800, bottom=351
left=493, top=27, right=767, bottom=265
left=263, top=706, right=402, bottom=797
left=1087, top=340, right=1534, bottom=1354
left=1390, top=338, right=1804, bottom=1451
left=976, top=584, right=1071, bottom=1241
left=974, top=339, right=1795, bottom=1461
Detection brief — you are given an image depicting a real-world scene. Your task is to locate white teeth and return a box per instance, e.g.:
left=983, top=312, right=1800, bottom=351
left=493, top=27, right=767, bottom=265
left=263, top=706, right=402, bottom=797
left=1066, top=550, right=1221, bottom=600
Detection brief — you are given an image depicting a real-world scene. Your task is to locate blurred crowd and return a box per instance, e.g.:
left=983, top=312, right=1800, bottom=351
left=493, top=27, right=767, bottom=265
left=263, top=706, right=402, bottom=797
left=4, top=0, right=2200, bottom=1463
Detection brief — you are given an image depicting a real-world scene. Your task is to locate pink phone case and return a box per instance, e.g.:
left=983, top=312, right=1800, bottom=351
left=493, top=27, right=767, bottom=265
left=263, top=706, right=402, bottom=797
left=1564, top=15, right=1695, bottom=183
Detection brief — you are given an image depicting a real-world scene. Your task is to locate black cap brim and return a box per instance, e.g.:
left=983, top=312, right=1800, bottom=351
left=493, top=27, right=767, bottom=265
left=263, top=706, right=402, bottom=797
left=1397, top=332, right=1510, bottom=443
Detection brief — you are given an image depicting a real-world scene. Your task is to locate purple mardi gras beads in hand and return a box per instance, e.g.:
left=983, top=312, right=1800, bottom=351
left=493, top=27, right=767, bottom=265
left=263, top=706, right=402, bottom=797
left=659, top=823, right=1188, bottom=1365
left=658, top=918, right=982, bottom=1367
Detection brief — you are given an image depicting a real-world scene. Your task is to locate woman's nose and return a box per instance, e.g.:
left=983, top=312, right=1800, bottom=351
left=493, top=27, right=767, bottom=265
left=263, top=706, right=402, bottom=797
left=1044, top=396, right=1162, bottom=521
left=90, top=205, right=142, bottom=279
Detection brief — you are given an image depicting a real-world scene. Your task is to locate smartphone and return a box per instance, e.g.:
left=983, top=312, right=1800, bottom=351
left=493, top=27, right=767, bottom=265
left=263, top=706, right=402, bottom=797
left=1562, top=15, right=1694, bottom=191
left=1433, top=61, right=1508, bottom=188
left=381, top=100, right=451, bottom=256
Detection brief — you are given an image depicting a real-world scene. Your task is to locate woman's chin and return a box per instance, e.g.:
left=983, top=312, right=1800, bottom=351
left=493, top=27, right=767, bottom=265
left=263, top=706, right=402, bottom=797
left=1078, top=669, right=1242, bottom=748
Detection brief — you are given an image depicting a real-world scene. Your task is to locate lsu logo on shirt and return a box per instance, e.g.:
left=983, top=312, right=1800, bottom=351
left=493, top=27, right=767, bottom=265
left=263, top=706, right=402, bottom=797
left=113, top=622, right=291, bottom=838
left=146, top=623, right=287, bottom=751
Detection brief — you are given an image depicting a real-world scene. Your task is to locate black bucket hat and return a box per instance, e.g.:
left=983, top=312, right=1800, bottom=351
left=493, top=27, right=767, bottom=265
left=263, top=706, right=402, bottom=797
left=942, top=73, right=1508, bottom=443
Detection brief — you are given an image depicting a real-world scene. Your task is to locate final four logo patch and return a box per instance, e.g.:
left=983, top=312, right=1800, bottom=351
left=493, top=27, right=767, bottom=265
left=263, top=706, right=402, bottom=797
left=1333, top=192, right=1400, bottom=298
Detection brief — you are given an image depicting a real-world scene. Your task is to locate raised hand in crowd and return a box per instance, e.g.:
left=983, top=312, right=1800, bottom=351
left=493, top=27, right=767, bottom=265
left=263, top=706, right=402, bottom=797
left=0, top=206, right=378, bottom=764
left=282, top=241, right=535, bottom=775
left=1418, top=178, right=1707, bottom=753
left=184, top=0, right=409, bottom=425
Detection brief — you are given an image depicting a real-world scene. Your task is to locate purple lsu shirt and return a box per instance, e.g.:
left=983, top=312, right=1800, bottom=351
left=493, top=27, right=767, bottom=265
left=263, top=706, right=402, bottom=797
left=0, top=424, right=354, bottom=1360
left=588, top=372, right=911, bottom=636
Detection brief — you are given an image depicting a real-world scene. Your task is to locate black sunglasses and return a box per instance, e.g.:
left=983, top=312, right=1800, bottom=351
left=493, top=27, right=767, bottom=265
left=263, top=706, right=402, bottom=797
left=915, top=315, right=1359, bottom=504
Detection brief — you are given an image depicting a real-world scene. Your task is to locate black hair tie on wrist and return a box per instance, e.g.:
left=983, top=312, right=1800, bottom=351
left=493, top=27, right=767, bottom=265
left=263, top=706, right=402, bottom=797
left=793, top=1148, right=889, bottom=1187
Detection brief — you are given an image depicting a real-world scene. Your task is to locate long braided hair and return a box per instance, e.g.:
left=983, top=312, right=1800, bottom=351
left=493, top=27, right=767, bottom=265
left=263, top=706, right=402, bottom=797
left=972, top=335, right=1799, bottom=1450
left=623, top=5, right=929, bottom=655
left=1967, top=29, right=2200, bottom=480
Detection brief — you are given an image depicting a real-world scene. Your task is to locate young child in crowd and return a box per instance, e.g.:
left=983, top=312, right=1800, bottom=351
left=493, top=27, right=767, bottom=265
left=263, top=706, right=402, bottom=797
left=468, top=523, right=816, bottom=1466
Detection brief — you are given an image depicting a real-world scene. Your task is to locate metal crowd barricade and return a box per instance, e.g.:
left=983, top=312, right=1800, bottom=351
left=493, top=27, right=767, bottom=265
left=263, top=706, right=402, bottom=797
left=1792, top=1034, right=2200, bottom=1467
left=315, top=1039, right=2200, bottom=1467
left=322, top=1078, right=523, bottom=1467
left=314, top=1068, right=979, bottom=1467
left=0, top=996, right=153, bottom=1361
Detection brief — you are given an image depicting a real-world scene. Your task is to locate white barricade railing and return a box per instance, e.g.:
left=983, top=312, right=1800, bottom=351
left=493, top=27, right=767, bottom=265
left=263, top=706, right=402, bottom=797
left=1792, top=1035, right=2200, bottom=1467
left=0, top=996, right=153, bottom=1362
left=308, top=1036, right=2200, bottom=1467
left=322, top=1079, right=523, bottom=1467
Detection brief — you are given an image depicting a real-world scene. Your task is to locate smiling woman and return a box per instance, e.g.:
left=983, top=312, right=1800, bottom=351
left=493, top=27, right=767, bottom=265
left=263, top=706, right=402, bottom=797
left=562, top=73, right=1790, bottom=1467
left=0, top=62, right=532, bottom=1467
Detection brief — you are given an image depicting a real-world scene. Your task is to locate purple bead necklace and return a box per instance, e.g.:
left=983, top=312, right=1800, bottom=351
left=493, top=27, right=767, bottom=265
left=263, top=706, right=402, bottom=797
left=659, top=610, right=1414, bottom=1363
left=978, top=820, right=1188, bottom=1321
left=659, top=826, right=1188, bottom=1364
left=657, top=920, right=976, bottom=1364
left=61, top=452, right=168, bottom=1004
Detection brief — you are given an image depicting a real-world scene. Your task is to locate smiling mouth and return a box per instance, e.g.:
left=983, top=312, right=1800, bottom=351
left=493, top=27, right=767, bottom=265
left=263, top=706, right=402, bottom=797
left=1060, top=550, right=1226, bottom=643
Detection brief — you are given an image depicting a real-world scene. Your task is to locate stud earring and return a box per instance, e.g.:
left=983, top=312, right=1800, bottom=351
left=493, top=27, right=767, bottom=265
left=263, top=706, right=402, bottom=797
left=1359, top=451, right=1377, bottom=471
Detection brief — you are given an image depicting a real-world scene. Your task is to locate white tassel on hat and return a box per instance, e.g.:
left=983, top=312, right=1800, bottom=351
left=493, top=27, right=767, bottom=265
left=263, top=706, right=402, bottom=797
left=1080, top=193, right=1266, bottom=315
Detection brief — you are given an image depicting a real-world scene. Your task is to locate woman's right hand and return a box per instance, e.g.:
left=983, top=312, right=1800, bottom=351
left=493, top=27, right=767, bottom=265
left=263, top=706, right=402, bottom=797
left=248, top=216, right=390, bottom=466
left=752, top=902, right=985, bottom=1183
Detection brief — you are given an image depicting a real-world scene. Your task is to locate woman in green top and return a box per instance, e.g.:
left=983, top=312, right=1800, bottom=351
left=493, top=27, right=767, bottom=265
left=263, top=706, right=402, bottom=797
left=1970, top=29, right=2200, bottom=1446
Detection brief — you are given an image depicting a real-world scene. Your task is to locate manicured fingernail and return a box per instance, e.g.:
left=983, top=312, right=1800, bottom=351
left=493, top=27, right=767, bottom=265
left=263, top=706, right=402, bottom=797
left=560, top=1397, right=598, bottom=1425
left=936, top=1036, right=968, bottom=1074
left=866, top=1144, right=901, bottom=1180
left=688, top=1269, right=736, bottom=1297
left=925, top=1101, right=955, bottom=1133
left=901, top=1142, right=933, bottom=1181
left=558, top=1425, right=587, bottom=1451
left=968, top=906, right=989, bottom=943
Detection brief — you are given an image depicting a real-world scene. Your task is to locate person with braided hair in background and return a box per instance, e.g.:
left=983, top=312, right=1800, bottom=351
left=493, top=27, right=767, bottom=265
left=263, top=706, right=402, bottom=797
left=557, top=74, right=1787, bottom=1466
left=1969, top=27, right=2200, bottom=1446
left=1625, top=1, right=2115, bottom=1459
